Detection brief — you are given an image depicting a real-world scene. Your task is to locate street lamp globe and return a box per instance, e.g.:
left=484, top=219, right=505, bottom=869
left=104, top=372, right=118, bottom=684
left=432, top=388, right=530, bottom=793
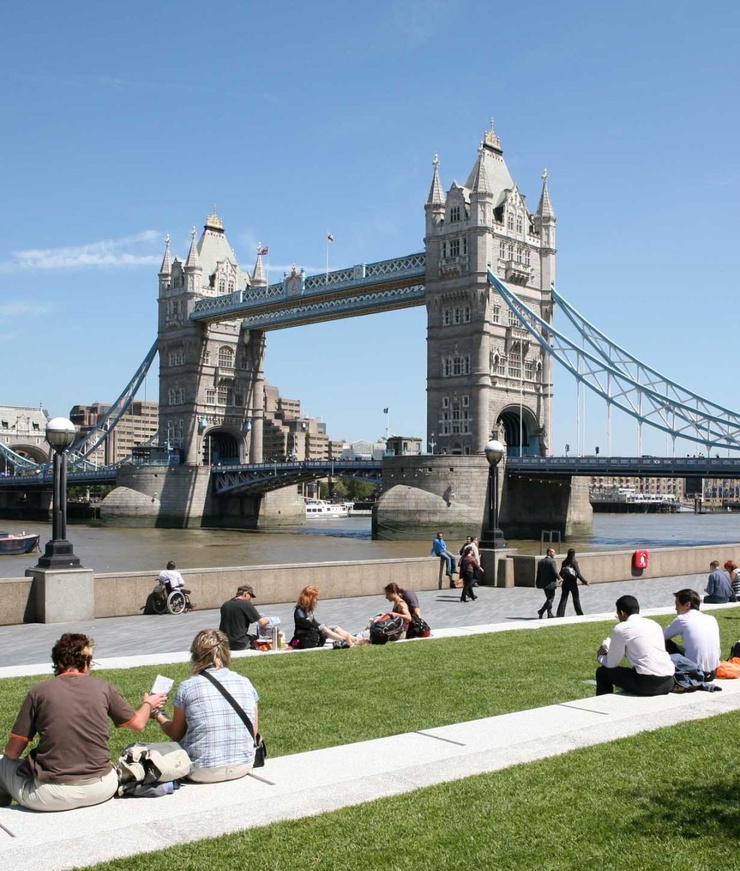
left=46, top=417, right=77, bottom=450
left=484, top=439, right=505, bottom=468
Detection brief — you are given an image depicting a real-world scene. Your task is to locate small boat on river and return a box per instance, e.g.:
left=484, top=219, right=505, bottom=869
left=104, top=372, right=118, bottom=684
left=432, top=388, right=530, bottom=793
left=0, top=531, right=40, bottom=555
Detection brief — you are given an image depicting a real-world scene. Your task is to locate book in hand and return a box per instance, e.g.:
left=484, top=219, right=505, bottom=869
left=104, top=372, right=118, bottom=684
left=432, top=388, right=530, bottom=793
left=151, top=675, right=174, bottom=695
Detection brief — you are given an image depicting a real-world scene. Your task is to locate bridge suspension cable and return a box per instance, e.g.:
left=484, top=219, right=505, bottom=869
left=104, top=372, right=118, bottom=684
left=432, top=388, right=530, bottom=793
left=68, top=340, right=159, bottom=467
left=487, top=270, right=740, bottom=452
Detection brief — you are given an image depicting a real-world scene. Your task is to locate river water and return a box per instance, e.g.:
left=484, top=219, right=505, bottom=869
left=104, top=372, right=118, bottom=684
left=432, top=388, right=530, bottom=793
left=1, top=512, right=739, bottom=577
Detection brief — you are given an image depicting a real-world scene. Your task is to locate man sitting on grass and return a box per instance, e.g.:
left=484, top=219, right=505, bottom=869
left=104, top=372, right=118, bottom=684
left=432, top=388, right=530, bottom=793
left=595, top=595, right=675, bottom=696
left=663, top=588, right=720, bottom=682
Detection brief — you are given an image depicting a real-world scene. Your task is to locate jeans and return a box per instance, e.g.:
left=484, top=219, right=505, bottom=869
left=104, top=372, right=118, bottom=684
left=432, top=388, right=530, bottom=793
left=437, top=552, right=456, bottom=576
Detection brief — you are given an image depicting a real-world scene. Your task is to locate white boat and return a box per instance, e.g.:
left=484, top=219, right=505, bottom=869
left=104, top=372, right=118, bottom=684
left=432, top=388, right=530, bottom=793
left=304, top=499, right=350, bottom=518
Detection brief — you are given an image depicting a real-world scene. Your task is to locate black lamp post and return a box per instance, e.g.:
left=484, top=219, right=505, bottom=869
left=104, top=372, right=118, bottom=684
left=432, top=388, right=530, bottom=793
left=480, top=439, right=507, bottom=548
left=36, top=417, right=82, bottom=569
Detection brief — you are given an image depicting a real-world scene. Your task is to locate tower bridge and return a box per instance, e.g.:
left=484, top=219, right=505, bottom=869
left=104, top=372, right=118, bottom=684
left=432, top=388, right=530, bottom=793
left=3, top=120, right=738, bottom=539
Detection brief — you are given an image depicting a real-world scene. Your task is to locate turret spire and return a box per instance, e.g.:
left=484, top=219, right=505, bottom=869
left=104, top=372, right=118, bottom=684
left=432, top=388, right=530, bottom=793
left=252, top=242, right=267, bottom=286
left=427, top=154, right=445, bottom=205
left=185, top=227, right=201, bottom=269
left=159, top=234, right=172, bottom=275
left=536, top=168, right=556, bottom=219
left=470, top=142, right=491, bottom=194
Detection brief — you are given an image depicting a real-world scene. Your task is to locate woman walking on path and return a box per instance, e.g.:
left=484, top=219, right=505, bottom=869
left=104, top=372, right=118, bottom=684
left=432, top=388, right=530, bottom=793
left=459, top=548, right=480, bottom=603
left=556, top=548, right=591, bottom=617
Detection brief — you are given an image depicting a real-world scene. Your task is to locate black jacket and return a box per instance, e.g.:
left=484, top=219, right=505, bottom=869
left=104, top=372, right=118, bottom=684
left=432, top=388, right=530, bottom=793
left=536, top=556, right=560, bottom=590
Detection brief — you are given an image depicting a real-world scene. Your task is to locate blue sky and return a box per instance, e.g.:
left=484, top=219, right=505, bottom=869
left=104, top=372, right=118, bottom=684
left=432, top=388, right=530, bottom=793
left=2, top=1, right=738, bottom=457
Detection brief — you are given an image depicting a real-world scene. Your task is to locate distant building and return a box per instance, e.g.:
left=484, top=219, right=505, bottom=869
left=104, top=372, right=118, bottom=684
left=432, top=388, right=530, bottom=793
left=0, top=405, right=49, bottom=470
left=589, top=474, right=685, bottom=501
left=69, top=400, right=159, bottom=465
left=262, top=384, right=330, bottom=461
left=386, top=436, right=422, bottom=456
left=340, top=439, right=387, bottom=461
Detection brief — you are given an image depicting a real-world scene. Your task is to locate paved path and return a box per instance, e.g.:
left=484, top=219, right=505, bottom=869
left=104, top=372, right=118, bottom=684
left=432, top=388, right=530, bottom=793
left=0, top=572, right=709, bottom=671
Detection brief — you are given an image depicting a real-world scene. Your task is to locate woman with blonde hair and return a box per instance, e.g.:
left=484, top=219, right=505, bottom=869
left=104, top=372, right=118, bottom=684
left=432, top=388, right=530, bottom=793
left=290, top=585, right=360, bottom=648
left=153, top=628, right=259, bottom=783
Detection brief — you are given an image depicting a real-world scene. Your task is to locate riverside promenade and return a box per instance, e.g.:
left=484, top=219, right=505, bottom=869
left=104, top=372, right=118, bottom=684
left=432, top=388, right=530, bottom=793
left=2, top=572, right=739, bottom=871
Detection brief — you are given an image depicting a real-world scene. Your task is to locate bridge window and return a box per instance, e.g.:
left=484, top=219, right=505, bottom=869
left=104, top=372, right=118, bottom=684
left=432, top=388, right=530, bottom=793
left=507, top=309, right=518, bottom=327
left=508, top=243, right=514, bottom=260
left=443, top=309, right=451, bottom=326
left=525, top=360, right=536, bottom=380
left=168, top=347, right=184, bottom=367
left=453, top=308, right=461, bottom=325
left=462, top=395, right=469, bottom=407
left=499, top=242, right=506, bottom=259
left=218, top=347, right=234, bottom=369
left=524, top=248, right=531, bottom=266
left=450, top=206, right=461, bottom=222
left=450, top=239, right=460, bottom=257
left=218, top=278, right=226, bottom=294
left=508, top=357, right=522, bottom=379
left=206, top=389, right=216, bottom=404
left=228, top=281, right=234, bottom=293
left=442, top=397, right=449, bottom=409
left=168, top=388, right=184, bottom=405
left=507, top=213, right=514, bottom=230
left=234, top=392, right=244, bottom=407
left=492, top=304, right=501, bottom=323
left=495, top=355, right=506, bottom=376
left=516, top=216, right=523, bottom=235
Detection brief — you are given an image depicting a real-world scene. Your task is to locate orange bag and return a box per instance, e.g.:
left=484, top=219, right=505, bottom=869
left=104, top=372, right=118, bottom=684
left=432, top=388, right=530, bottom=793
left=716, top=658, right=740, bottom=679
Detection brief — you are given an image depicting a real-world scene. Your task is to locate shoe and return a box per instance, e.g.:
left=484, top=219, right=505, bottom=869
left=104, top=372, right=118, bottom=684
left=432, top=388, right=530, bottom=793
left=538, top=611, right=544, bottom=619
left=547, top=612, right=555, bottom=618
left=460, top=597, right=467, bottom=602
left=471, top=595, right=478, bottom=601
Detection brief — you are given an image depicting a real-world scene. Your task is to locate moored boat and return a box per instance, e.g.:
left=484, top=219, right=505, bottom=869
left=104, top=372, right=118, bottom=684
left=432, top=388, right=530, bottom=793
left=0, top=531, right=40, bottom=555
left=304, top=499, right=350, bottom=518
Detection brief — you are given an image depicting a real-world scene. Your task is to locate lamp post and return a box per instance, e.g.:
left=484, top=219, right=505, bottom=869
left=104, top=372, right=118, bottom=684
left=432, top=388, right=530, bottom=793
left=480, top=439, right=507, bottom=549
left=36, top=417, right=82, bottom=568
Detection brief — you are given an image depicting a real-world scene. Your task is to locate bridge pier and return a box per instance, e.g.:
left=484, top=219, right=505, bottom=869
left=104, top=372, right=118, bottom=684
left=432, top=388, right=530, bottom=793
left=373, top=456, right=592, bottom=542
left=499, top=473, right=592, bottom=540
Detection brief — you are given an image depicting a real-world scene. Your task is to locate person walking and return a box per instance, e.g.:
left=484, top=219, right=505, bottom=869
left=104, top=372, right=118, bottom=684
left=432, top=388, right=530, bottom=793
left=535, top=548, right=559, bottom=618
left=556, top=548, right=590, bottom=617
left=459, top=547, right=480, bottom=603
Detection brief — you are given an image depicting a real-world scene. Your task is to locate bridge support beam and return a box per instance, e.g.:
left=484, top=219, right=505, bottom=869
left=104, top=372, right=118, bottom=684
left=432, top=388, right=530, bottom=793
left=499, top=474, right=592, bottom=541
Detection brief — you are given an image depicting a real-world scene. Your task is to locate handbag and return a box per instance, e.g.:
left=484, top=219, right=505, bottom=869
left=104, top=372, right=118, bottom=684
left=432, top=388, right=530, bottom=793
left=406, top=615, right=431, bottom=639
left=200, top=671, right=267, bottom=768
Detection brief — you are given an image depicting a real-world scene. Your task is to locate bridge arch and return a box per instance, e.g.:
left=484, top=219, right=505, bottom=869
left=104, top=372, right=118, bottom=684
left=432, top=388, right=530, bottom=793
left=202, top=426, right=244, bottom=466
left=497, top=405, right=542, bottom=457
left=0, top=443, right=47, bottom=473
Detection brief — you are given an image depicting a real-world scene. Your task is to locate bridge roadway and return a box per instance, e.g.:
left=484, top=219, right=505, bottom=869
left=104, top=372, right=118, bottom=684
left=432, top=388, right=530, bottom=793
left=2, top=455, right=740, bottom=493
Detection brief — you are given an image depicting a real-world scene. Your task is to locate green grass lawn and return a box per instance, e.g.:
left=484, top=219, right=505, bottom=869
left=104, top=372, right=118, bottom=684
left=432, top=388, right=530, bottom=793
left=3, top=609, right=740, bottom=870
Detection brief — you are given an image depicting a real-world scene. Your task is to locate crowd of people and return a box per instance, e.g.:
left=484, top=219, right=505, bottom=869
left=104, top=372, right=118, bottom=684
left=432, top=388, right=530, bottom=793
left=1, top=547, right=736, bottom=815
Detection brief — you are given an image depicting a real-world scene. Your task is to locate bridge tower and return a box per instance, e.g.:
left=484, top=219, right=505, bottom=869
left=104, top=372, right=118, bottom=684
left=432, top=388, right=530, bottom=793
left=157, top=210, right=267, bottom=468
left=424, top=121, right=555, bottom=457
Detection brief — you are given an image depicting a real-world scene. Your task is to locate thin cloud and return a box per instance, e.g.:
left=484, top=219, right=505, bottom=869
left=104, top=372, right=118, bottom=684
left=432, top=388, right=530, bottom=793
left=0, top=231, right=162, bottom=272
left=0, top=301, right=52, bottom=316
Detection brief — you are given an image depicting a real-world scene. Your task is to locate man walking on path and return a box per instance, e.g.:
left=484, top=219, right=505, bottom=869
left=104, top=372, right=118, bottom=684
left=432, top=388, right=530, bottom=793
left=430, top=532, right=457, bottom=586
left=535, top=548, right=559, bottom=619
left=704, top=561, right=734, bottom=604
left=219, top=585, right=271, bottom=650
left=595, top=595, right=675, bottom=696
left=664, top=588, right=720, bottom=681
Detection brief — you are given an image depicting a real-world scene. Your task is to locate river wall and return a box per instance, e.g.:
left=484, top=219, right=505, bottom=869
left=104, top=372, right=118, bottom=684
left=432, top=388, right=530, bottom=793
left=1, top=543, right=739, bottom=625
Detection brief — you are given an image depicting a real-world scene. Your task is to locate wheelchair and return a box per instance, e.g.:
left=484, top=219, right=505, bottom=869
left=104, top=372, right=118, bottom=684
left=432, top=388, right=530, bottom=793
left=148, top=581, right=194, bottom=615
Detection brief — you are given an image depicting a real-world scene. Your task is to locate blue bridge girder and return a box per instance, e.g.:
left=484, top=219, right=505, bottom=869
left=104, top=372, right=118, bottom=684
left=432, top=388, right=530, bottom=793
left=211, top=459, right=383, bottom=496
left=0, top=467, right=119, bottom=490
left=505, top=455, right=740, bottom=479
left=190, top=253, right=427, bottom=330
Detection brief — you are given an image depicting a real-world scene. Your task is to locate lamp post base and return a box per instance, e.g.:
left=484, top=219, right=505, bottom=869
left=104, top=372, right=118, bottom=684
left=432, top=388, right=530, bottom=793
left=36, top=539, right=82, bottom=569
left=479, top=528, right=507, bottom=550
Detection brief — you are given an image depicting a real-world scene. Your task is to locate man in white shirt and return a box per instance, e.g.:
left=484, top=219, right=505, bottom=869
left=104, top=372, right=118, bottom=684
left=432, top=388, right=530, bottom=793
left=596, top=595, right=675, bottom=696
left=158, top=561, right=185, bottom=593
left=663, top=588, right=720, bottom=681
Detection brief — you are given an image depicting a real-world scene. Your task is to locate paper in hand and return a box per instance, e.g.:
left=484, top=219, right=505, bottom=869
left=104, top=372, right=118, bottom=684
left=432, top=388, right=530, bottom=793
left=151, top=675, right=174, bottom=695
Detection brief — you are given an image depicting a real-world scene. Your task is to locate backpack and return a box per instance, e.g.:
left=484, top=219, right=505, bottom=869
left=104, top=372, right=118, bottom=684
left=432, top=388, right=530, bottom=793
left=560, top=565, right=577, bottom=581
left=729, top=641, right=740, bottom=660
left=369, top=613, right=405, bottom=645
left=406, top=616, right=431, bottom=639
left=116, top=742, right=192, bottom=798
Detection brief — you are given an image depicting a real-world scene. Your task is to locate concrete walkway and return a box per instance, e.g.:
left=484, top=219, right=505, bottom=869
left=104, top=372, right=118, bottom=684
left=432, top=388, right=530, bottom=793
left=1, top=577, right=738, bottom=870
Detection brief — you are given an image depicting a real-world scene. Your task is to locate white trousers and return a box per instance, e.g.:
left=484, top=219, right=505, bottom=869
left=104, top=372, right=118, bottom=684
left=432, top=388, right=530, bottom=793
left=0, top=755, right=118, bottom=812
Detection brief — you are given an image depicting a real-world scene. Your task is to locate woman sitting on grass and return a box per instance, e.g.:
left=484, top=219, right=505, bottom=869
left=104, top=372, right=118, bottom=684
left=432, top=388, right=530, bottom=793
left=290, top=585, right=361, bottom=648
left=153, top=628, right=259, bottom=783
left=0, top=633, right=167, bottom=812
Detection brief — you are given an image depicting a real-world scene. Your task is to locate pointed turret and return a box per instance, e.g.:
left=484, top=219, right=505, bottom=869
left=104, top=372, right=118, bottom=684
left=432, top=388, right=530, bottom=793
left=425, top=154, right=446, bottom=233
left=470, top=143, right=491, bottom=195
left=159, top=234, right=172, bottom=275
left=427, top=154, right=445, bottom=206
left=252, top=243, right=267, bottom=287
left=185, top=227, right=200, bottom=270
left=536, top=168, right=556, bottom=219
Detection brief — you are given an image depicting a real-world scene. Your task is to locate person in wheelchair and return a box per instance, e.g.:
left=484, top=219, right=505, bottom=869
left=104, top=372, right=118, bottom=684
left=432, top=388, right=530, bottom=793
left=158, top=561, right=195, bottom=611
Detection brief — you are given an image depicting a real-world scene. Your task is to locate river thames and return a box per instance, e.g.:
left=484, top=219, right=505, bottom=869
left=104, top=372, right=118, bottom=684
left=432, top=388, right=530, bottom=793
left=1, top=512, right=739, bottom=576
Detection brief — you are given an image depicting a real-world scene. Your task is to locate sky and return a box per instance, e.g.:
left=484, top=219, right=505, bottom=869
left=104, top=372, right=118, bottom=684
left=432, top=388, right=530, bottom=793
left=2, top=1, right=739, bottom=457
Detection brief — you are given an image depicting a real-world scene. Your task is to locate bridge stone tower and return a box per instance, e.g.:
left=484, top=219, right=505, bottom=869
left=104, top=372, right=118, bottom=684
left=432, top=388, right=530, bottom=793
left=157, top=210, right=267, bottom=468
left=424, top=121, right=556, bottom=457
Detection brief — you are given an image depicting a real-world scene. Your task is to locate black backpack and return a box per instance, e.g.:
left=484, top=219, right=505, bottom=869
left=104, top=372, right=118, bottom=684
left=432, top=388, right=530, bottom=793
left=369, top=613, right=405, bottom=645
left=729, top=641, right=740, bottom=660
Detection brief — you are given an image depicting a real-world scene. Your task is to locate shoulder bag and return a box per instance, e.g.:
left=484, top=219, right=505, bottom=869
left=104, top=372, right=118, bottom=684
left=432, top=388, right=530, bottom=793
left=200, top=670, right=267, bottom=767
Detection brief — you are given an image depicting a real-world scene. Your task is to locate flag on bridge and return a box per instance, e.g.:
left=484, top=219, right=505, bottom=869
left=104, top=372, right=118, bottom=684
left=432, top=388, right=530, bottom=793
left=258, top=246, right=269, bottom=255
left=383, top=407, right=389, bottom=414
left=327, top=233, right=334, bottom=242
